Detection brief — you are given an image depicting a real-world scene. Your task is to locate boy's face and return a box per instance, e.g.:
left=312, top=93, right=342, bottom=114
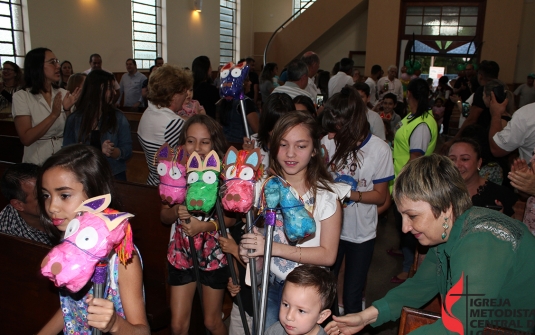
left=357, top=90, right=370, bottom=104
left=279, top=282, right=331, bottom=335
left=383, top=98, right=396, bottom=114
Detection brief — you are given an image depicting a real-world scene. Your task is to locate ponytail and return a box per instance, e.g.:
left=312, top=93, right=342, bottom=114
left=407, top=78, right=430, bottom=122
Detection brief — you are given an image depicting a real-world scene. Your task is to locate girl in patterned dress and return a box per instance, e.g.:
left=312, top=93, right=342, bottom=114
left=37, top=144, right=149, bottom=335
left=160, top=114, right=230, bottom=335
left=239, top=111, right=349, bottom=329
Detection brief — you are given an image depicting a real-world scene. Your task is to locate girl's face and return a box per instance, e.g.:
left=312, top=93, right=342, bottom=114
left=61, top=62, right=72, bottom=76
left=448, top=142, right=481, bottom=183
left=43, top=50, right=60, bottom=83
left=276, top=123, right=314, bottom=179
left=185, top=122, right=213, bottom=157
left=41, top=166, right=88, bottom=232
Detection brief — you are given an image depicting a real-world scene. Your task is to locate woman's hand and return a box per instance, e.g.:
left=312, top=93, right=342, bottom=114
left=51, top=92, right=63, bottom=119
left=508, top=165, right=535, bottom=197
left=86, top=294, right=118, bottom=333
left=219, top=234, right=239, bottom=257
left=227, top=277, right=240, bottom=297
left=62, top=87, right=81, bottom=111
left=325, top=314, right=366, bottom=335
left=239, top=227, right=264, bottom=263
left=102, top=140, right=115, bottom=157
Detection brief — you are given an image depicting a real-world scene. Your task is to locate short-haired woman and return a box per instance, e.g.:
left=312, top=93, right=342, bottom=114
left=137, top=64, right=193, bottom=185
left=326, top=154, right=535, bottom=335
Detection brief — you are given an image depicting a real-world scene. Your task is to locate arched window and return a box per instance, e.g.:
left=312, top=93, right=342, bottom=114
left=131, top=0, right=163, bottom=69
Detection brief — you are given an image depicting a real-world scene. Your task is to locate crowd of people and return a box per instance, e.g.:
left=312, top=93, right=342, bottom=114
left=1, top=46, right=535, bottom=335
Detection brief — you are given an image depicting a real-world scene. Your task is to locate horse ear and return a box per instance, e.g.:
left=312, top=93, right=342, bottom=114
left=187, top=152, right=202, bottom=172
left=154, top=143, right=172, bottom=165
left=74, top=194, right=111, bottom=213
left=96, top=212, right=135, bottom=231
left=203, top=150, right=221, bottom=172
left=245, top=148, right=261, bottom=170
left=224, top=147, right=238, bottom=166
left=177, top=146, right=188, bottom=165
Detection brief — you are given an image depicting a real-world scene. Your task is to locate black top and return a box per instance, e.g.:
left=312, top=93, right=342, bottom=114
left=471, top=86, right=491, bottom=128
left=246, top=71, right=259, bottom=101
left=193, top=81, right=220, bottom=119
left=471, top=180, right=518, bottom=217
left=229, top=221, right=254, bottom=317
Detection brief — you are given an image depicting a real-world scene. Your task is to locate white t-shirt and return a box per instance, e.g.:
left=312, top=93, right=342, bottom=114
left=377, top=77, right=403, bottom=101
left=367, top=109, right=386, bottom=140
left=364, top=77, right=377, bottom=105
left=255, top=179, right=350, bottom=280
left=493, top=102, right=535, bottom=161
left=322, top=134, right=394, bottom=243
left=328, top=72, right=354, bottom=97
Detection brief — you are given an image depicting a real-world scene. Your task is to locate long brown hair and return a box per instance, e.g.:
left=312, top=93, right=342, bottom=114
left=269, top=111, right=333, bottom=199
left=322, top=85, right=369, bottom=171
left=178, top=114, right=228, bottom=158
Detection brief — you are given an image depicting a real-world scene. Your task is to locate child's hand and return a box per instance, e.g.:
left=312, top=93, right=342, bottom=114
left=219, top=234, right=238, bottom=257
left=227, top=277, right=240, bottom=297
left=102, top=140, right=115, bottom=157
left=86, top=294, right=118, bottom=333
left=181, top=217, right=204, bottom=237
left=239, top=227, right=265, bottom=260
left=176, top=204, right=192, bottom=221
left=242, top=138, right=255, bottom=151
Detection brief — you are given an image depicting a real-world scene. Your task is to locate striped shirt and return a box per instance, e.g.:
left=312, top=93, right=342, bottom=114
left=138, top=102, right=185, bottom=186
left=0, top=204, right=52, bottom=245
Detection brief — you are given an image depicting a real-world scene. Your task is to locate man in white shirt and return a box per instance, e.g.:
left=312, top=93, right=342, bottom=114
left=364, top=64, right=383, bottom=106
left=272, top=60, right=313, bottom=100
left=514, top=73, right=535, bottom=109
left=117, top=58, right=146, bottom=108
left=301, top=51, right=321, bottom=101
left=328, top=58, right=355, bottom=97
left=377, top=65, right=403, bottom=101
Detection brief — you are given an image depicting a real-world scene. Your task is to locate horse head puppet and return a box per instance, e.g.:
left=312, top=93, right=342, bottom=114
left=155, top=143, right=188, bottom=205
left=186, top=151, right=221, bottom=214
left=220, top=147, right=261, bottom=213
left=41, top=194, right=134, bottom=293
left=220, top=61, right=249, bottom=100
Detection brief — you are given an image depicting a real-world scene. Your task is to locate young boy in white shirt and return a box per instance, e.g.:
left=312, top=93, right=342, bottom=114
left=264, top=265, right=336, bottom=335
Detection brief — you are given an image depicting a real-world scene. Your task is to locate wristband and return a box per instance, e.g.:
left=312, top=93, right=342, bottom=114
left=211, top=220, right=219, bottom=232
left=356, top=191, right=362, bottom=203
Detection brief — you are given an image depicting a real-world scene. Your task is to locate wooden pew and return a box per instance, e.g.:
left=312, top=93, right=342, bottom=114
left=0, top=120, right=23, bottom=163
left=0, top=233, right=59, bottom=334
left=398, top=306, right=441, bottom=335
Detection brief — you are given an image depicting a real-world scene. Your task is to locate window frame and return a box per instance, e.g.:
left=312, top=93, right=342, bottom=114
left=131, top=0, right=163, bottom=70
left=220, top=0, right=237, bottom=66
left=0, top=0, right=26, bottom=67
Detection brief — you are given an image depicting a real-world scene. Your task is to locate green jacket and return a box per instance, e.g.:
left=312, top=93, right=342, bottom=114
left=372, top=207, right=535, bottom=334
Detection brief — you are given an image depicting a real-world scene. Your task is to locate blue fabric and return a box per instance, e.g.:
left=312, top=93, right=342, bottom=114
left=63, top=109, right=132, bottom=176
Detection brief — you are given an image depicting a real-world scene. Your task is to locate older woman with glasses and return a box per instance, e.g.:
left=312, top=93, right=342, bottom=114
left=0, top=61, right=24, bottom=120
left=326, top=154, right=535, bottom=335
left=12, top=48, right=80, bottom=165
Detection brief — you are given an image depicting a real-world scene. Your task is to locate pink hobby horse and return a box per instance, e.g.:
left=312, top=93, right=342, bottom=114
left=41, top=194, right=134, bottom=293
left=155, top=143, right=188, bottom=205
left=220, top=146, right=261, bottom=213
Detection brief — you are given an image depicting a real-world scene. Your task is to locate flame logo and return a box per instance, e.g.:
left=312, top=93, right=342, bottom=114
left=442, top=271, right=464, bottom=335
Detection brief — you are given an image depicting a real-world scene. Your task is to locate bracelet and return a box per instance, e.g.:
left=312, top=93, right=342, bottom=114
left=356, top=191, right=362, bottom=203
left=211, top=219, right=219, bottom=232
left=297, top=246, right=302, bottom=264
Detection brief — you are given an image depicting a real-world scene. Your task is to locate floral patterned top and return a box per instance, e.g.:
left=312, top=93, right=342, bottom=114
left=60, top=252, right=128, bottom=334
left=167, top=215, right=228, bottom=271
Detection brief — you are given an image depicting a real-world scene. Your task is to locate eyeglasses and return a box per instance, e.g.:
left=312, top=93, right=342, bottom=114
left=45, top=58, right=60, bottom=65
left=1, top=68, right=14, bottom=72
